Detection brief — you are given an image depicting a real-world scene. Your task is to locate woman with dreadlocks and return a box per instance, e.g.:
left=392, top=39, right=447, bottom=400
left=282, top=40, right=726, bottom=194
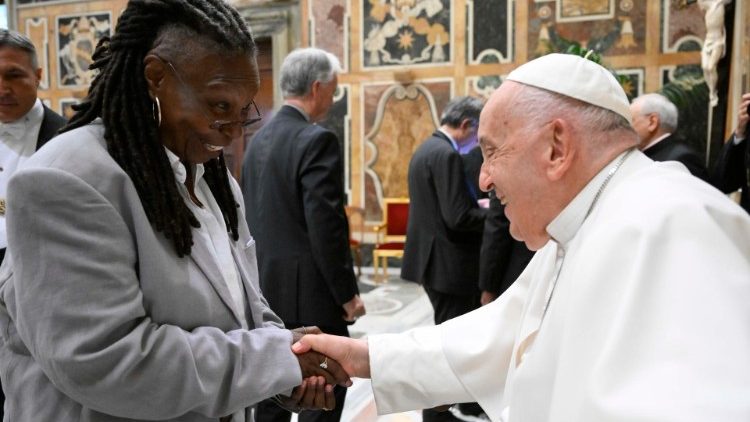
left=0, top=1, right=350, bottom=421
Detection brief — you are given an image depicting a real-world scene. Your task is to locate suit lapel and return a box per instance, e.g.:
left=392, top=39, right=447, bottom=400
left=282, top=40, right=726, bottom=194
left=231, top=238, right=262, bottom=330
left=189, top=239, right=245, bottom=327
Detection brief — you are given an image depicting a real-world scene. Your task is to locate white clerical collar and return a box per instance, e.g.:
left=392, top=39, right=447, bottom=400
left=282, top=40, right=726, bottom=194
left=547, top=149, right=634, bottom=246
left=0, top=98, right=44, bottom=140
left=163, top=146, right=205, bottom=186
left=438, top=128, right=460, bottom=151
left=285, top=103, right=311, bottom=122
left=642, top=132, right=671, bottom=151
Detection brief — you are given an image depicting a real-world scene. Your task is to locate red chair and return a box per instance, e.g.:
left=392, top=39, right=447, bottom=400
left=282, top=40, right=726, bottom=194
left=372, top=198, right=409, bottom=281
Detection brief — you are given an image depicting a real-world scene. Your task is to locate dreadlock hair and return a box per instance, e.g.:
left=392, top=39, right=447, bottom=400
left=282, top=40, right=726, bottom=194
left=61, top=0, right=256, bottom=257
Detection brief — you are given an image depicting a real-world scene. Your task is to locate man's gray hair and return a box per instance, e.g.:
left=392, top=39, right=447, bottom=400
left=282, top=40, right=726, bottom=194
left=0, top=29, right=39, bottom=69
left=280, top=48, right=341, bottom=98
left=632, top=93, right=679, bottom=132
left=440, top=96, right=484, bottom=128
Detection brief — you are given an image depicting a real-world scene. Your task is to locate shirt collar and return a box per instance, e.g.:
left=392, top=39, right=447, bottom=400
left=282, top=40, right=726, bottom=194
left=438, top=128, right=460, bottom=151
left=546, top=149, right=632, bottom=247
left=285, top=103, right=311, bottom=122
left=642, top=132, right=671, bottom=151
left=163, top=146, right=205, bottom=186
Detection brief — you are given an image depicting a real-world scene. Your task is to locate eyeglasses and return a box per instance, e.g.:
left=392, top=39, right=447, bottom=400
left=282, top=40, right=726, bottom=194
left=162, top=59, right=262, bottom=133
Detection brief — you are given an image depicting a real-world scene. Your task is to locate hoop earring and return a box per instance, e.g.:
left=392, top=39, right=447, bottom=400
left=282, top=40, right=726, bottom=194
left=153, top=97, right=162, bottom=127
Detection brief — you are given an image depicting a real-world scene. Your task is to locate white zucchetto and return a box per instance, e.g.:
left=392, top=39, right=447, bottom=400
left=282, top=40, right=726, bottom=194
left=506, top=53, right=632, bottom=125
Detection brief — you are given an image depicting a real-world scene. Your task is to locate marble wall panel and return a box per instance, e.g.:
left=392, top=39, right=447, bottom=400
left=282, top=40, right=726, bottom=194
left=467, top=0, right=512, bottom=64
left=661, top=0, right=704, bottom=52
left=362, top=80, right=452, bottom=221
left=528, top=0, right=646, bottom=58
left=56, top=11, right=111, bottom=88
left=362, top=0, right=451, bottom=68
left=309, top=0, right=349, bottom=71
left=615, top=67, right=644, bottom=101
left=465, top=75, right=503, bottom=100
left=24, top=17, right=49, bottom=90
left=319, top=85, right=352, bottom=201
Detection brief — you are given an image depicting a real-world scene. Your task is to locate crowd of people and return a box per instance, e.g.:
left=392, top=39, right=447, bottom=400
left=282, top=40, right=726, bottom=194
left=0, top=1, right=748, bottom=421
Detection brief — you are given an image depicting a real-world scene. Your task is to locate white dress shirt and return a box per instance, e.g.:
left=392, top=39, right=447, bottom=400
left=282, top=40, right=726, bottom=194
left=0, top=98, right=44, bottom=249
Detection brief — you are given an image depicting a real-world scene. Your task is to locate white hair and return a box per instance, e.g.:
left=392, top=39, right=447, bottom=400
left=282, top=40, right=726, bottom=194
left=632, top=93, right=679, bottom=132
left=280, top=48, right=341, bottom=98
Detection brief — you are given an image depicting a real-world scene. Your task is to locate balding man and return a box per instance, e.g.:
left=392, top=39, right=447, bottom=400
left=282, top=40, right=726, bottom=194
left=292, top=53, right=750, bottom=422
left=630, top=93, right=708, bottom=180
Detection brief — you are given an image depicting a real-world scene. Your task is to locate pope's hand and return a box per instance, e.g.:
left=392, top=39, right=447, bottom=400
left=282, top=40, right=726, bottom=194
left=293, top=334, right=371, bottom=378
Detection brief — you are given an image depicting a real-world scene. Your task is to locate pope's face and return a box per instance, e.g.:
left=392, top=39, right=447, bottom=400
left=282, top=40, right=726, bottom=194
left=0, top=46, right=41, bottom=124
left=478, top=82, right=552, bottom=251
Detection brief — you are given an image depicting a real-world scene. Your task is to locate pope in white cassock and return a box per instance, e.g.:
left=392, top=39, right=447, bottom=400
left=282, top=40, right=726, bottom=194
left=293, top=53, right=750, bottom=422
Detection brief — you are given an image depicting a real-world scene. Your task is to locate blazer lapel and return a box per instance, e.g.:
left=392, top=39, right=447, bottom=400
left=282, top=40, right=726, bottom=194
left=189, top=240, right=245, bottom=327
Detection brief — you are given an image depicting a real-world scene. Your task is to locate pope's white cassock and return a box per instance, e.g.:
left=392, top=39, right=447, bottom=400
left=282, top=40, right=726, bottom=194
left=368, top=150, right=750, bottom=421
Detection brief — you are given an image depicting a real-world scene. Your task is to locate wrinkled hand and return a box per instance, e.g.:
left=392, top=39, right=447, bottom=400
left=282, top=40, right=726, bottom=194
left=733, top=92, right=750, bottom=140
left=275, top=376, right=336, bottom=412
left=342, top=295, right=366, bottom=322
left=296, top=349, right=352, bottom=387
left=480, top=291, right=497, bottom=306
left=293, top=334, right=371, bottom=378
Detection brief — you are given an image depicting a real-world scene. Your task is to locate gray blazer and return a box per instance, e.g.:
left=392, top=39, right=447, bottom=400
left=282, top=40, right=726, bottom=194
left=0, top=121, right=302, bottom=421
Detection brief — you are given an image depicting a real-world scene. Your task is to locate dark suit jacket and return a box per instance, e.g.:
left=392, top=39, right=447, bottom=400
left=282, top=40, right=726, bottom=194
left=401, top=131, right=487, bottom=295
left=711, top=134, right=749, bottom=214
left=478, top=194, right=535, bottom=296
left=643, top=135, right=708, bottom=180
left=36, top=105, right=66, bottom=150
left=241, top=105, right=357, bottom=328
left=461, top=146, right=488, bottom=200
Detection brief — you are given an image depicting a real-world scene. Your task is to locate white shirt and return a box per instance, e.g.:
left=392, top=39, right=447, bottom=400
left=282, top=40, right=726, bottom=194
left=164, top=148, right=249, bottom=331
left=0, top=99, right=44, bottom=249
left=438, top=128, right=460, bottom=151
left=369, top=151, right=750, bottom=422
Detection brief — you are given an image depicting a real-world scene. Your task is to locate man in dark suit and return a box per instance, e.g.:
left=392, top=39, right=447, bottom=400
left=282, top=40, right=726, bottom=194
left=241, top=48, right=364, bottom=422
left=0, top=28, right=66, bottom=419
left=712, top=92, right=749, bottom=214
left=478, top=194, right=535, bottom=306
left=401, top=96, right=487, bottom=422
left=630, top=93, right=708, bottom=180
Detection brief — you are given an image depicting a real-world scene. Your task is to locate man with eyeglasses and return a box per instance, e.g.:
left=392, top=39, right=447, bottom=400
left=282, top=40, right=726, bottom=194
left=240, top=47, right=365, bottom=422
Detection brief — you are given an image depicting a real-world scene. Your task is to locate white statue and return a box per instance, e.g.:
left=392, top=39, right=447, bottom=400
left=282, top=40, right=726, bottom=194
left=699, top=0, right=732, bottom=107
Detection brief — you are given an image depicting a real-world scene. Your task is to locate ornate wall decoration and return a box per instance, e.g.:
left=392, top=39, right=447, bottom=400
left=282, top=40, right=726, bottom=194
left=318, top=85, right=352, bottom=201
left=661, top=0, right=705, bottom=52
left=24, top=17, right=49, bottom=90
left=615, top=68, right=644, bottom=101
left=362, top=0, right=451, bottom=68
left=362, top=80, right=451, bottom=221
left=309, top=0, right=349, bottom=71
left=466, top=0, right=512, bottom=64
left=58, top=97, right=79, bottom=120
left=529, top=0, right=646, bottom=58
left=465, top=75, right=503, bottom=100
left=557, top=0, right=614, bottom=22
left=56, top=12, right=111, bottom=88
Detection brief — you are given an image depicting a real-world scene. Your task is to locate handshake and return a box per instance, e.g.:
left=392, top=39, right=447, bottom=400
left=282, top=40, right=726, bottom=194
left=281, top=327, right=371, bottom=413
